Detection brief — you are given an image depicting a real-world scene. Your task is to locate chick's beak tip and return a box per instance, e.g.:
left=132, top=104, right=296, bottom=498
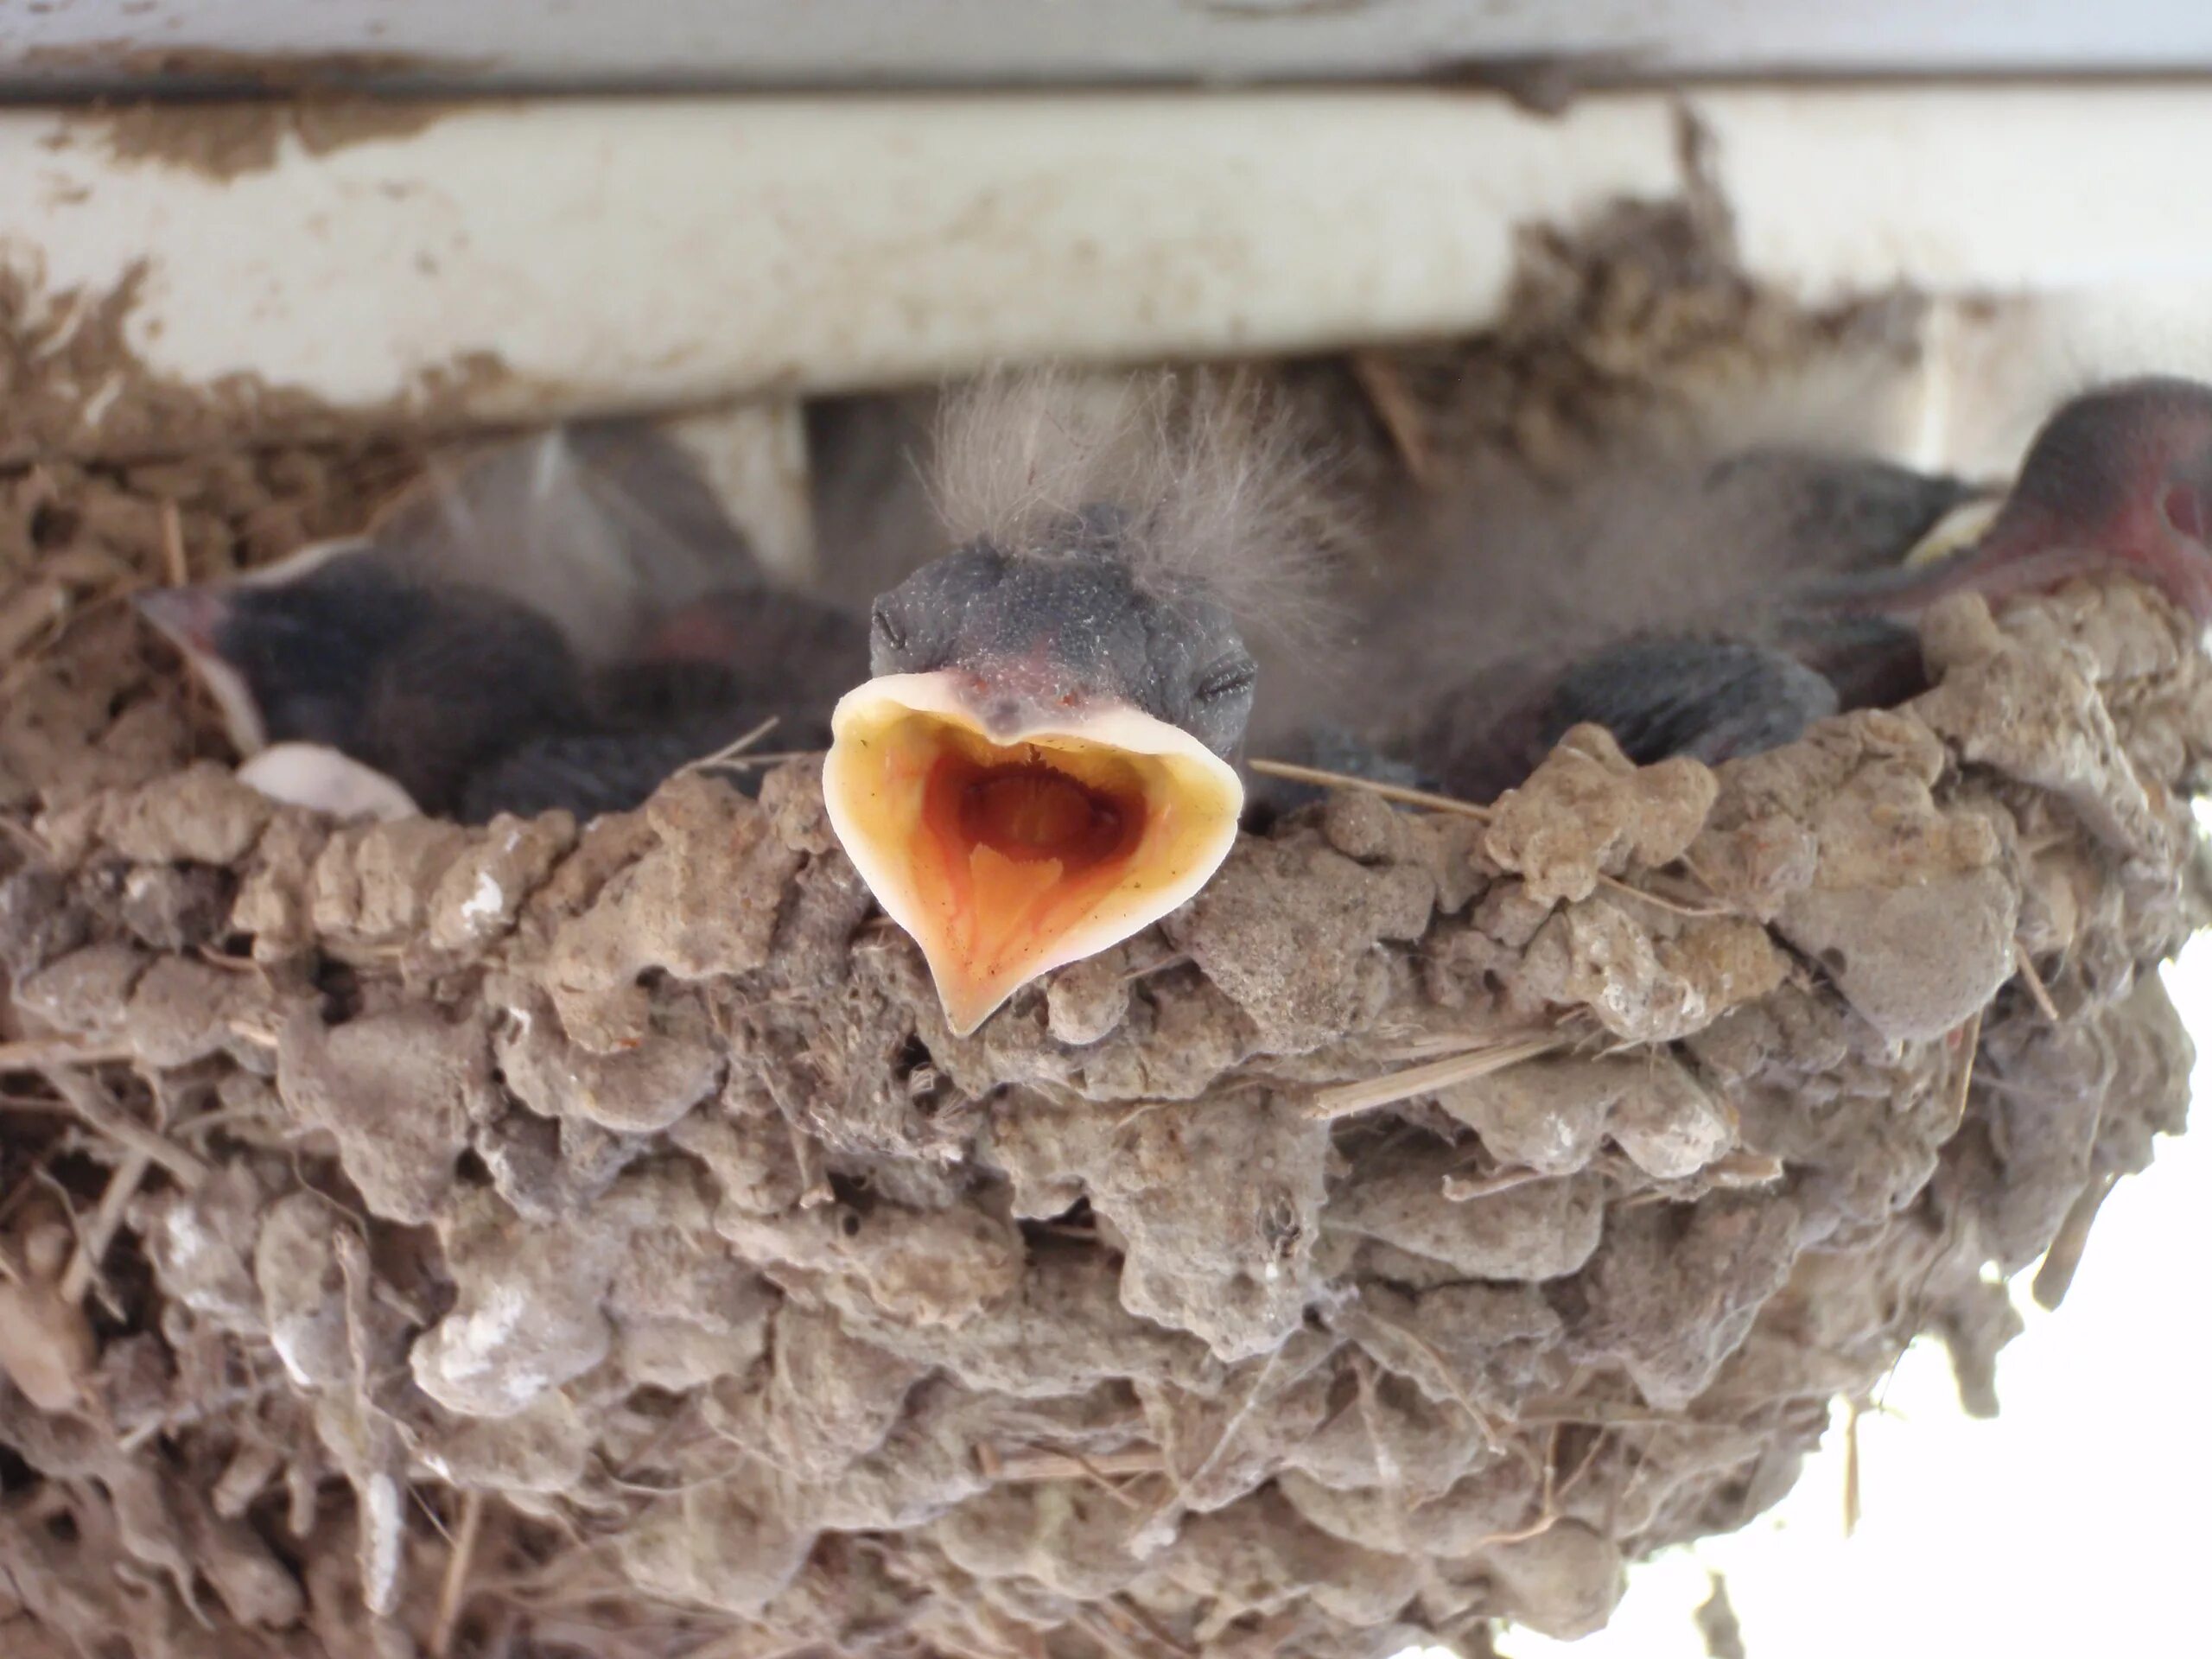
left=823, top=671, right=1243, bottom=1035
left=134, top=586, right=226, bottom=654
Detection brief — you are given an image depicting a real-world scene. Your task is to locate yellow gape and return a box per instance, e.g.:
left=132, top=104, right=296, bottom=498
left=823, top=671, right=1243, bottom=1034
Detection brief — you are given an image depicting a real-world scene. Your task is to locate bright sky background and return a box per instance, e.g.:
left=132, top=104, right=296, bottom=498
left=1435, top=933, right=2212, bottom=1659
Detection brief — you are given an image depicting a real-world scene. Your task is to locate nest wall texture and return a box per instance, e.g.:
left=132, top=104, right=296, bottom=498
left=0, top=229, right=2204, bottom=1656
left=0, top=442, right=2202, bottom=1659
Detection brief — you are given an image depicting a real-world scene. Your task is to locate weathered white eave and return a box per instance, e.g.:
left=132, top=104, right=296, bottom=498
left=3, top=86, right=2210, bottom=467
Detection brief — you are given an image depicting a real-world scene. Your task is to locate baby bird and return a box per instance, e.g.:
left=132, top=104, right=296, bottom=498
left=136, top=546, right=591, bottom=818
left=1794, top=374, right=2212, bottom=626
left=1404, top=376, right=2212, bottom=800
left=1392, top=444, right=1991, bottom=799
left=823, top=371, right=1338, bottom=1036
left=138, top=422, right=866, bottom=823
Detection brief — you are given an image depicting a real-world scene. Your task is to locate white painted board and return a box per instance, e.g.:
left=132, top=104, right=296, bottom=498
left=11, top=87, right=2212, bottom=465
left=3, top=2, right=2212, bottom=90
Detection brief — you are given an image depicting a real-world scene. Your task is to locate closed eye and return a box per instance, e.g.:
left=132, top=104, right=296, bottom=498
left=870, top=603, right=908, bottom=653
left=1191, top=657, right=1256, bottom=704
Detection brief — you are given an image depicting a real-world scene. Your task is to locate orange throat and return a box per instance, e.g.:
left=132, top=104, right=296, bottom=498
left=917, top=748, right=1149, bottom=982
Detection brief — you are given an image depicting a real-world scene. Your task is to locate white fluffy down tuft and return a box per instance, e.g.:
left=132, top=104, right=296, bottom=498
left=930, top=366, right=1351, bottom=649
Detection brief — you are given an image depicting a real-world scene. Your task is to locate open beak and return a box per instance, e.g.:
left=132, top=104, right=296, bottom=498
left=823, top=671, right=1243, bottom=1035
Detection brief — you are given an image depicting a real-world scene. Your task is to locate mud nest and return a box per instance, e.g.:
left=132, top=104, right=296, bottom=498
left=0, top=429, right=2202, bottom=1659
